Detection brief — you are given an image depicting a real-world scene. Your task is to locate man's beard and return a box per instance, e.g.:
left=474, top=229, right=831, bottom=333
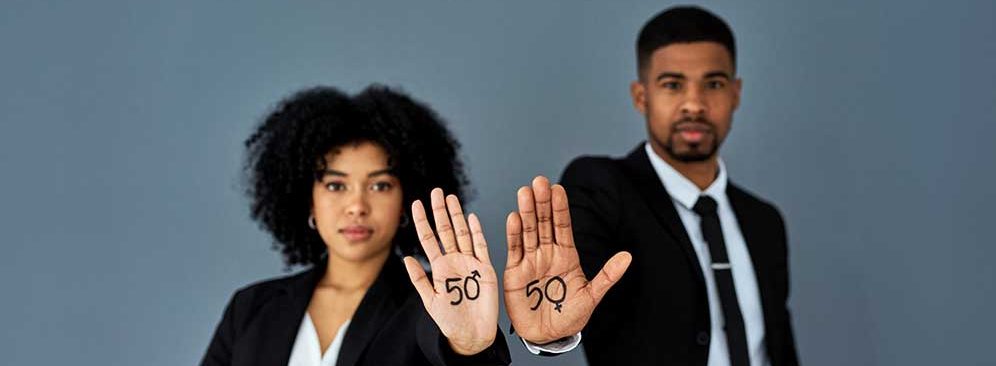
left=657, top=117, right=721, bottom=163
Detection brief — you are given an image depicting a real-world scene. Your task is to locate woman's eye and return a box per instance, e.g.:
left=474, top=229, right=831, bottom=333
left=371, top=182, right=393, bottom=192
left=325, top=182, right=346, bottom=191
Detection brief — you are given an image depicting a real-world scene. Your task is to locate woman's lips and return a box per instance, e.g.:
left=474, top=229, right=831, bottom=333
left=339, top=225, right=373, bottom=242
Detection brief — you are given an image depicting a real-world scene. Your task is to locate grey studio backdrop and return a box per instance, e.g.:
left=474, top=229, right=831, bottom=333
left=1, top=0, right=994, bottom=365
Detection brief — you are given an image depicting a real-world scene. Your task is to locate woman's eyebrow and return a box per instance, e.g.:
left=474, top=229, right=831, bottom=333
left=321, top=169, right=347, bottom=177
left=320, top=168, right=393, bottom=177
left=367, top=168, right=394, bottom=177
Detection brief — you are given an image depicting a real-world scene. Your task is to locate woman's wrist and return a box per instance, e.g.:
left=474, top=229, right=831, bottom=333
left=446, top=333, right=497, bottom=356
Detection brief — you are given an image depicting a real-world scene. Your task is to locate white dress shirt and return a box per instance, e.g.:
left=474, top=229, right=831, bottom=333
left=644, top=143, right=769, bottom=366
left=521, top=329, right=582, bottom=355
left=287, top=313, right=351, bottom=366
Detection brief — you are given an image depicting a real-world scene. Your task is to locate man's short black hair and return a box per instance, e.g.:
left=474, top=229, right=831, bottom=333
left=636, top=6, right=737, bottom=79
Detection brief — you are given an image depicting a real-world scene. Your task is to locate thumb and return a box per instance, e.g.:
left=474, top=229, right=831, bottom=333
left=403, top=256, right=434, bottom=308
left=587, top=251, right=632, bottom=305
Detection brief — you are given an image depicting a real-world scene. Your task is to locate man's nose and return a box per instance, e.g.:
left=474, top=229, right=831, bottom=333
left=680, top=86, right=707, bottom=116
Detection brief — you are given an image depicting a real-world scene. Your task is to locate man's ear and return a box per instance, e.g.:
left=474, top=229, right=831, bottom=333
left=630, top=81, right=647, bottom=115
left=732, top=77, right=742, bottom=110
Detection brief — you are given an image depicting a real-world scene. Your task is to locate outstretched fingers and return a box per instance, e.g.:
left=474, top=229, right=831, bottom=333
left=587, top=251, right=633, bottom=304
left=532, top=176, right=555, bottom=247
left=505, top=212, right=524, bottom=269
left=551, top=184, right=575, bottom=248
left=403, top=256, right=435, bottom=307
left=411, top=200, right=442, bottom=262
left=517, top=186, right=539, bottom=254
left=445, top=194, right=474, bottom=255
left=468, top=213, right=491, bottom=263
left=430, top=188, right=458, bottom=255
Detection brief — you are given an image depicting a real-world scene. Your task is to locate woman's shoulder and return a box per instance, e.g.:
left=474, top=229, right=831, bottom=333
left=227, top=266, right=319, bottom=311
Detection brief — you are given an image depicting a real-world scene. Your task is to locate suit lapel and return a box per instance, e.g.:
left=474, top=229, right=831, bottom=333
left=248, top=261, right=324, bottom=366
left=335, top=256, right=406, bottom=366
left=620, top=145, right=704, bottom=284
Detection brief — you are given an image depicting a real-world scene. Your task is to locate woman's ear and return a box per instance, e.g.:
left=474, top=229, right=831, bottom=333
left=400, top=209, right=410, bottom=227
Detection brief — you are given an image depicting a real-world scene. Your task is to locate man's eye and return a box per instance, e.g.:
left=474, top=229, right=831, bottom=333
left=707, top=80, right=725, bottom=89
left=325, top=182, right=346, bottom=191
left=661, top=81, right=681, bottom=90
left=371, top=182, right=393, bottom=192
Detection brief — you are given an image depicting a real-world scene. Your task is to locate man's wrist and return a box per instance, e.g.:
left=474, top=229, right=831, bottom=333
left=521, top=333, right=582, bottom=355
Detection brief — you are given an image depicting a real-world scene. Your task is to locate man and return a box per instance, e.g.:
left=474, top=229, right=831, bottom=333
left=502, top=6, right=800, bottom=365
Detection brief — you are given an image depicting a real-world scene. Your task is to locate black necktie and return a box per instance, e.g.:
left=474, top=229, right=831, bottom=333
left=693, top=196, right=750, bottom=366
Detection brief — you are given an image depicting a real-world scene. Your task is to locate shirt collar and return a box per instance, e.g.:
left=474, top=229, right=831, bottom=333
left=643, top=142, right=728, bottom=210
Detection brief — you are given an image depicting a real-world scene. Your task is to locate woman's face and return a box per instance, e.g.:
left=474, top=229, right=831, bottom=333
left=312, top=141, right=403, bottom=264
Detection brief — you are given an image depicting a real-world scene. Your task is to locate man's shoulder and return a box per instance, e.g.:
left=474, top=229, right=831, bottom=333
left=565, top=154, right=619, bottom=170
left=728, top=182, right=783, bottom=221
left=561, top=155, right=626, bottom=184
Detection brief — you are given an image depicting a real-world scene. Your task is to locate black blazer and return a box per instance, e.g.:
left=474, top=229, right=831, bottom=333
left=201, top=255, right=510, bottom=366
left=559, top=145, right=799, bottom=366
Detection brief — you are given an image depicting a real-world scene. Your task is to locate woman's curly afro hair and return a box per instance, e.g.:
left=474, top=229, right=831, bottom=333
left=245, top=85, right=469, bottom=267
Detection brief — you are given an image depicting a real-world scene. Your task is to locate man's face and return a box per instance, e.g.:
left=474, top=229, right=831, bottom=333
left=630, top=42, right=741, bottom=163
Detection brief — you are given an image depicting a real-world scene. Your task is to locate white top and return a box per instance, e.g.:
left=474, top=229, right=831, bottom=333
left=644, top=143, right=769, bottom=366
left=287, top=313, right=351, bottom=366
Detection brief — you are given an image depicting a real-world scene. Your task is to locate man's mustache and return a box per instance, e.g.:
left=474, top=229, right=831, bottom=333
left=671, top=117, right=714, bottom=132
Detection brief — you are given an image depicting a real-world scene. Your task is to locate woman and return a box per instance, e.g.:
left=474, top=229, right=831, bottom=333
left=201, top=85, right=509, bottom=366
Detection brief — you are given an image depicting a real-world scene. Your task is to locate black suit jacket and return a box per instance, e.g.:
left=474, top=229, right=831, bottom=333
left=559, top=145, right=799, bottom=366
left=201, top=255, right=511, bottom=366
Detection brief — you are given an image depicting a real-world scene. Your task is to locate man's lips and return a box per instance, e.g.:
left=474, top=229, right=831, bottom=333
left=674, top=121, right=713, bottom=143
left=678, top=130, right=707, bottom=142
left=339, top=225, right=373, bottom=241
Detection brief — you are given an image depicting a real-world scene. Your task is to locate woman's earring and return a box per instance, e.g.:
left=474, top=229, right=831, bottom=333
left=308, top=215, right=316, bottom=230
left=400, top=213, right=410, bottom=228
